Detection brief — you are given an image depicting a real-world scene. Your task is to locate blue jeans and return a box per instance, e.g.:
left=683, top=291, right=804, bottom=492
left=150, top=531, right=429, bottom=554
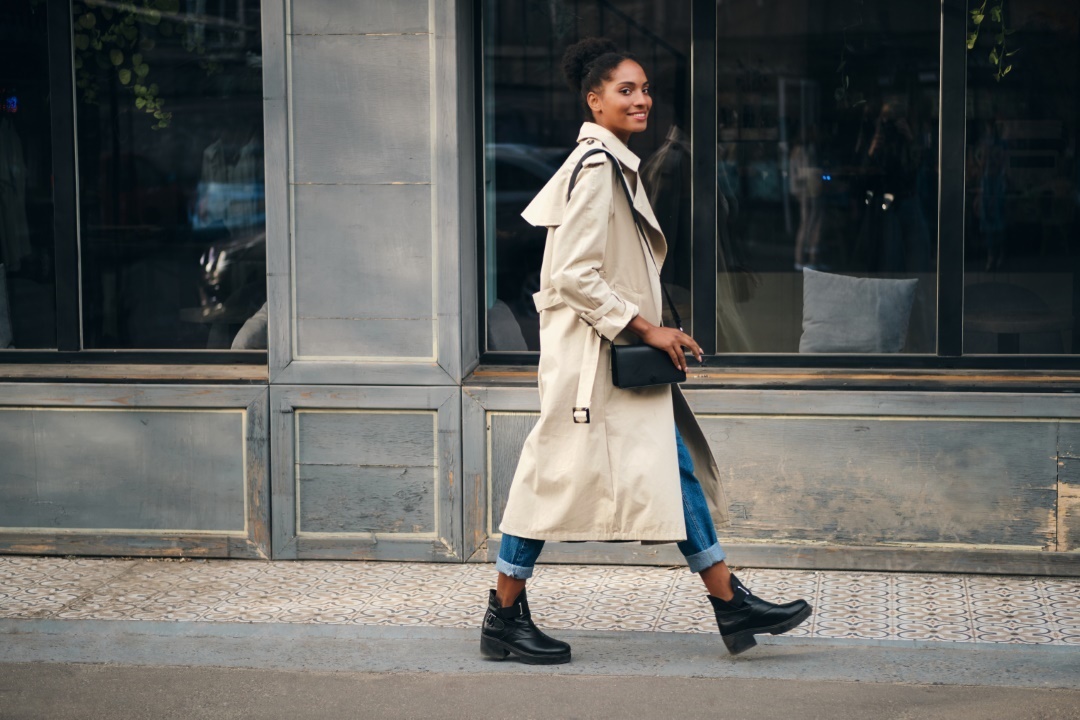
left=497, top=425, right=726, bottom=579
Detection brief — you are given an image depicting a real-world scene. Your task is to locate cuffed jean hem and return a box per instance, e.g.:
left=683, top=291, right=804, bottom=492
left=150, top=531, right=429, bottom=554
left=682, top=541, right=726, bottom=574
left=495, top=557, right=535, bottom=580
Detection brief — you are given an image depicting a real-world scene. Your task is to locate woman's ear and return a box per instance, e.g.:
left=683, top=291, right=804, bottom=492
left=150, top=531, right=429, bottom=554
left=587, top=90, right=602, bottom=116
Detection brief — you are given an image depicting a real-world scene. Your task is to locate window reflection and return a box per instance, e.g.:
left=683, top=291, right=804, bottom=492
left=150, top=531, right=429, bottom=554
left=0, top=2, right=56, bottom=349
left=484, top=0, right=692, bottom=352
left=716, top=0, right=939, bottom=353
left=75, top=0, right=266, bottom=350
left=963, top=1, right=1079, bottom=354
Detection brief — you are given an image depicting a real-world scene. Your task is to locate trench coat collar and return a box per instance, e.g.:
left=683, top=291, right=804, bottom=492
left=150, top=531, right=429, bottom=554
left=521, top=122, right=666, bottom=244
left=577, top=122, right=640, bottom=173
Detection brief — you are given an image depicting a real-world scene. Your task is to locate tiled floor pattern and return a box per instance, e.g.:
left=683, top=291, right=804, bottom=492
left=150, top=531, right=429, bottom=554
left=1, top=557, right=1078, bottom=645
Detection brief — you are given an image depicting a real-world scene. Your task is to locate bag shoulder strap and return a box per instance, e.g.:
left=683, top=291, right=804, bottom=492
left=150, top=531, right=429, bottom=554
left=565, top=147, right=682, bottom=330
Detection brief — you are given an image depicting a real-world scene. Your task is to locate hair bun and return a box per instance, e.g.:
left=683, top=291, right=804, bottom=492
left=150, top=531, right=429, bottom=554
left=562, top=37, right=619, bottom=93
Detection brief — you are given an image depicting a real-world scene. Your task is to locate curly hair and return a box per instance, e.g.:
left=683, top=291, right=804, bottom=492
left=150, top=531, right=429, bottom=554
left=561, top=37, right=638, bottom=120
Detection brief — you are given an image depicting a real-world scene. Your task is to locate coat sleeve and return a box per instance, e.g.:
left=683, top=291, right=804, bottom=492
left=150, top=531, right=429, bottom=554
left=548, top=158, right=640, bottom=341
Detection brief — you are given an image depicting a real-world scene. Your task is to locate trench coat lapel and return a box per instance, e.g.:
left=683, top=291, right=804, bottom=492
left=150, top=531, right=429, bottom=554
left=575, top=123, right=667, bottom=263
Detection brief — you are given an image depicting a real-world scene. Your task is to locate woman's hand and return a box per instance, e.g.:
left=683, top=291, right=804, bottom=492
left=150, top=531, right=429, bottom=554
left=627, top=315, right=702, bottom=372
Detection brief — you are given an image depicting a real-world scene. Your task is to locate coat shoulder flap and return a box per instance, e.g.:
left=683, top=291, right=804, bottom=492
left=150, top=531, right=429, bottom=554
left=521, top=143, right=610, bottom=229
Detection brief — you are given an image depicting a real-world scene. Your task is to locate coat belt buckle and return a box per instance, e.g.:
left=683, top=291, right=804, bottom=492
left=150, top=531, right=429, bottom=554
left=572, top=407, right=590, bottom=424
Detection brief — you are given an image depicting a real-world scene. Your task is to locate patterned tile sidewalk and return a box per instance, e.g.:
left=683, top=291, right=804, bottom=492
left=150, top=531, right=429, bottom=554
left=1, top=556, right=1078, bottom=646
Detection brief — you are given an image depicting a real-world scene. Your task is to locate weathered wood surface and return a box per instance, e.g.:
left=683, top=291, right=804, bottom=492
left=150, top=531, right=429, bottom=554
left=462, top=390, right=488, bottom=559
left=1059, top=423, right=1080, bottom=552
left=488, top=413, right=1051, bottom=550
left=299, top=466, right=434, bottom=534
left=297, top=410, right=435, bottom=467
left=0, top=385, right=270, bottom=559
left=702, top=416, right=1058, bottom=548
left=0, top=384, right=265, bottom=407
left=296, top=411, right=436, bottom=535
left=293, top=183, right=434, bottom=359
left=274, top=361, right=455, bottom=387
left=291, top=0, right=428, bottom=35
left=487, top=412, right=539, bottom=535
left=0, top=365, right=267, bottom=382
left=290, top=34, right=430, bottom=184
left=0, top=408, right=245, bottom=531
left=271, top=385, right=461, bottom=560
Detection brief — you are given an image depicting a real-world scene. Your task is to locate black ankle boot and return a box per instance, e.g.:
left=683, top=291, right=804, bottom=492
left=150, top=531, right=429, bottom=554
left=709, top=574, right=812, bottom=655
left=480, top=588, right=571, bottom=665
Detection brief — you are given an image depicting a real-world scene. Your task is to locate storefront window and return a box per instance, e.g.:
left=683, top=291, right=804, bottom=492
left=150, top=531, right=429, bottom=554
left=483, top=0, right=691, bottom=352
left=0, top=2, right=57, bottom=349
left=715, top=0, right=940, bottom=353
left=74, top=0, right=266, bottom=350
left=963, top=1, right=1079, bottom=354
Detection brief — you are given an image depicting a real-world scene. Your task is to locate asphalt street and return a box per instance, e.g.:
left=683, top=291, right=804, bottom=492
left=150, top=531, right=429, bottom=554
left=3, top=619, right=1079, bottom=719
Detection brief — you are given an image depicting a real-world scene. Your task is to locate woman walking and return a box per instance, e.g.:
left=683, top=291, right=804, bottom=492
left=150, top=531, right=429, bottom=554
left=482, top=38, right=811, bottom=664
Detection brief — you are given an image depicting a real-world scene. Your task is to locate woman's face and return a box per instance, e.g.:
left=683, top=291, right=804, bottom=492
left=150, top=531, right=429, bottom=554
left=587, top=59, right=651, bottom=143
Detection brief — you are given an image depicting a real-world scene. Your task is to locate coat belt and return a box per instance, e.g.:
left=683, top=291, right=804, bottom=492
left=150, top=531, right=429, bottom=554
left=572, top=327, right=602, bottom=424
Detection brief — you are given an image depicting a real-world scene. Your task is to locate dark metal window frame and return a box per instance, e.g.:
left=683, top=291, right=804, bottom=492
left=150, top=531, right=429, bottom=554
left=475, top=0, right=1080, bottom=373
left=0, top=0, right=267, bottom=367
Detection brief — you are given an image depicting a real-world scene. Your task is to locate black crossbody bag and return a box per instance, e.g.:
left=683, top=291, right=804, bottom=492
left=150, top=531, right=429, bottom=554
left=567, top=148, right=686, bottom=389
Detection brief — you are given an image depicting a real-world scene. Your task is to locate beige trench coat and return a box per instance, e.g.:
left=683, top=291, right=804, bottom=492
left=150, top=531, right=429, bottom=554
left=498, top=122, right=730, bottom=542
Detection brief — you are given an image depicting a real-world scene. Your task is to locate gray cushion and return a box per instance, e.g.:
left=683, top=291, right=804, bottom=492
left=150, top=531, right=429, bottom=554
left=800, top=268, right=917, bottom=353
left=230, top=302, right=268, bottom=350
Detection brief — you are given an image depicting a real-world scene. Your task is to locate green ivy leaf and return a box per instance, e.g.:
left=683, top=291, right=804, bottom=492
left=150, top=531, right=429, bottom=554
left=1003, top=64, right=1013, bottom=75
left=966, top=31, right=978, bottom=49
left=135, top=63, right=150, bottom=78
left=135, top=97, right=146, bottom=108
left=972, top=12, right=984, bottom=24
left=118, top=68, right=132, bottom=84
left=989, top=48, right=999, bottom=64
left=77, top=12, right=96, bottom=29
left=110, top=49, right=123, bottom=65
left=990, top=6, right=1002, bottom=22
left=132, top=53, right=143, bottom=66
left=74, top=33, right=89, bottom=50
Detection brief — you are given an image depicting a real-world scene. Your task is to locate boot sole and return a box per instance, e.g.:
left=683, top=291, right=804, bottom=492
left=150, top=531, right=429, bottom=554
left=722, top=604, right=813, bottom=656
left=480, top=635, right=571, bottom=665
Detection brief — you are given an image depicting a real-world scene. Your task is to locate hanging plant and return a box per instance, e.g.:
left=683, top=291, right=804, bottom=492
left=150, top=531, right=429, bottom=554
left=968, top=0, right=1019, bottom=82
left=72, top=0, right=221, bottom=129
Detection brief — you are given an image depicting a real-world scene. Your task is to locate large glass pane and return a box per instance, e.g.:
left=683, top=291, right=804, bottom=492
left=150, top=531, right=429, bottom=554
left=75, top=0, right=266, bottom=349
left=716, top=1, right=939, bottom=354
left=0, top=1, right=57, bottom=349
left=483, top=1, right=692, bottom=352
left=964, top=1, right=1079, bottom=354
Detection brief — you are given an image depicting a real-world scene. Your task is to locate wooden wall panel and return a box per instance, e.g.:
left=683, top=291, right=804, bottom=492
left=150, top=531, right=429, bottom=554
left=701, top=416, right=1058, bottom=548
left=296, top=411, right=436, bottom=534
left=291, top=0, right=428, bottom=35
left=293, top=184, right=433, bottom=359
left=290, top=34, right=430, bottom=185
left=0, top=409, right=245, bottom=532
left=299, top=466, right=435, bottom=534
left=487, top=412, right=538, bottom=535
left=0, top=384, right=269, bottom=559
left=1059, top=422, right=1080, bottom=552
left=271, top=386, right=461, bottom=561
